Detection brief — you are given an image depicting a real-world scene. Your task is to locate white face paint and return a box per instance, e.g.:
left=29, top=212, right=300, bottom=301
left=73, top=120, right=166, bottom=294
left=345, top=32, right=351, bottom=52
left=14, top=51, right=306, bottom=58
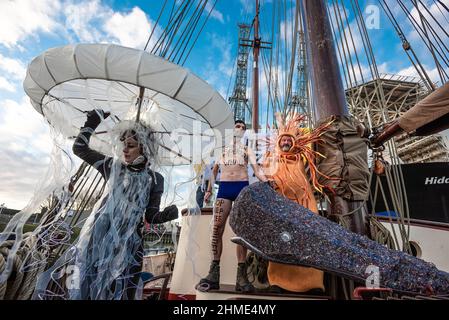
left=233, top=128, right=245, bottom=138
left=233, top=122, right=246, bottom=138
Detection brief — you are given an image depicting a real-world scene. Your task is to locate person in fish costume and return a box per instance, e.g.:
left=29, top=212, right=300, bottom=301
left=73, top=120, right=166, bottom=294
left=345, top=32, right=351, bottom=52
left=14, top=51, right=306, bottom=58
left=262, top=113, right=331, bottom=293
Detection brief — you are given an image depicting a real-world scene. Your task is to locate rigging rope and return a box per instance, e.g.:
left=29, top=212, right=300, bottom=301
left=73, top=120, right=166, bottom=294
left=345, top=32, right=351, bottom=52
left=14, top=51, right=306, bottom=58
left=150, top=0, right=187, bottom=56
left=433, top=0, right=449, bottom=25
left=436, top=0, right=449, bottom=12
left=171, top=0, right=207, bottom=63
left=181, top=0, right=219, bottom=65
left=283, top=3, right=299, bottom=115
left=144, top=0, right=168, bottom=51
left=378, top=0, right=436, bottom=91
left=398, top=0, right=449, bottom=82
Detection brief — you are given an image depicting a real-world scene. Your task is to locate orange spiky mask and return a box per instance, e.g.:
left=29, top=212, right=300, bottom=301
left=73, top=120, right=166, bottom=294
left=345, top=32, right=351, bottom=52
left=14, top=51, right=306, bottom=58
left=263, top=113, right=333, bottom=194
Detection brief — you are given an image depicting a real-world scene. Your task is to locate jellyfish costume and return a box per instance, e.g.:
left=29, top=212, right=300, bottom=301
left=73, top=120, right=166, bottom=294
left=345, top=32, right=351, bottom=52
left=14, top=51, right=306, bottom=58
left=0, top=43, right=234, bottom=300
left=32, top=111, right=177, bottom=300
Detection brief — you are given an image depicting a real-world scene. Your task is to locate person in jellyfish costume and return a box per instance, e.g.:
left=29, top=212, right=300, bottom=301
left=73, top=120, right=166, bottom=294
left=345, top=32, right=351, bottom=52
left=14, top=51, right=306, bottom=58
left=32, top=109, right=178, bottom=300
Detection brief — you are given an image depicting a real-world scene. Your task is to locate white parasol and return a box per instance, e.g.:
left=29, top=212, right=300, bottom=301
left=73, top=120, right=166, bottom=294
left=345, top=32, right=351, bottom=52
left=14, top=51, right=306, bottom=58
left=23, top=43, right=234, bottom=165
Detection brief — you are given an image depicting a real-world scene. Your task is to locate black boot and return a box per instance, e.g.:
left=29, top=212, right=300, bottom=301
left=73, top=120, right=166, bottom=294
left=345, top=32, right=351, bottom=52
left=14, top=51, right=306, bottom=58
left=196, top=260, right=220, bottom=292
left=235, top=262, right=255, bottom=293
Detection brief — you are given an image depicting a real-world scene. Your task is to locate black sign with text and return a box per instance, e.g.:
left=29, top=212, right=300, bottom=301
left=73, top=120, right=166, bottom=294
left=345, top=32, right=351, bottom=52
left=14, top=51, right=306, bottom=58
left=368, top=162, right=449, bottom=224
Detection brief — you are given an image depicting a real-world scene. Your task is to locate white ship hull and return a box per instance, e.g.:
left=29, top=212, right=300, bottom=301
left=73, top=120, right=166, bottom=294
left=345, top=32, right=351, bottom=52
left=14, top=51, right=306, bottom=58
left=169, top=214, right=238, bottom=300
left=380, top=219, right=449, bottom=272
left=167, top=214, right=449, bottom=300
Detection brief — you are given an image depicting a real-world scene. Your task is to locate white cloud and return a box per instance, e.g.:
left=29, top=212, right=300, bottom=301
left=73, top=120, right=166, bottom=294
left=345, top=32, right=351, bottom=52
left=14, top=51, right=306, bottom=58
left=0, top=54, right=27, bottom=80
left=104, top=7, right=153, bottom=49
left=0, top=77, right=16, bottom=92
left=0, top=97, right=52, bottom=209
left=62, top=1, right=156, bottom=49
left=344, top=22, right=364, bottom=57
left=205, top=1, right=225, bottom=24
left=0, top=54, right=27, bottom=92
left=0, top=97, right=52, bottom=154
left=0, top=0, right=61, bottom=48
left=397, top=65, right=423, bottom=78
left=394, top=65, right=448, bottom=85
left=62, top=0, right=155, bottom=49
left=377, top=61, right=393, bottom=75
left=402, top=0, right=449, bottom=69
left=0, top=0, right=156, bottom=50
left=63, top=0, right=112, bottom=43
left=376, top=61, right=449, bottom=86
left=426, top=67, right=449, bottom=85
left=280, top=20, right=293, bottom=46
left=408, top=0, right=449, bottom=40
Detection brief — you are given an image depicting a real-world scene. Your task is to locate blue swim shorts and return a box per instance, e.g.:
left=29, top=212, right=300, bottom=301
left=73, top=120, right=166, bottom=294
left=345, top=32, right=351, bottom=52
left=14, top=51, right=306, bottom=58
left=216, top=181, right=249, bottom=202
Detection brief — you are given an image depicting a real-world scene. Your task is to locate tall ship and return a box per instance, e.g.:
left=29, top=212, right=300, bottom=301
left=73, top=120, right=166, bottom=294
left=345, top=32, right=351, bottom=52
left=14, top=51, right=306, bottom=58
left=1, top=0, right=449, bottom=301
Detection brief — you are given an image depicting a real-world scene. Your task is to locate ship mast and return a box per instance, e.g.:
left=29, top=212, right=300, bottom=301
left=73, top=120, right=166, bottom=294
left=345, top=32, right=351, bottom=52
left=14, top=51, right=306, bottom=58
left=252, top=0, right=260, bottom=133
left=300, top=0, right=348, bottom=119
left=247, top=0, right=271, bottom=132
left=300, top=0, right=367, bottom=235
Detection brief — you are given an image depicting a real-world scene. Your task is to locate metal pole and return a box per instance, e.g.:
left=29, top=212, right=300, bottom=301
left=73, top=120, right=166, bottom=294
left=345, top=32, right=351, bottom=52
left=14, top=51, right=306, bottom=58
left=136, top=87, right=145, bottom=123
left=252, top=0, right=260, bottom=133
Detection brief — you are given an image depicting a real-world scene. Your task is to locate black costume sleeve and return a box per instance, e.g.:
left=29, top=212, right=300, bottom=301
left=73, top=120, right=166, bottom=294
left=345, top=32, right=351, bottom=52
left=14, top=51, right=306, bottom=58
left=145, top=172, right=178, bottom=224
left=72, top=111, right=111, bottom=179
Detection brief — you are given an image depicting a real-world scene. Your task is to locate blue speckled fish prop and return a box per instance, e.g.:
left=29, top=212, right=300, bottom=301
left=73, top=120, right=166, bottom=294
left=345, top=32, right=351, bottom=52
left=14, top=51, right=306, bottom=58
left=229, top=181, right=449, bottom=295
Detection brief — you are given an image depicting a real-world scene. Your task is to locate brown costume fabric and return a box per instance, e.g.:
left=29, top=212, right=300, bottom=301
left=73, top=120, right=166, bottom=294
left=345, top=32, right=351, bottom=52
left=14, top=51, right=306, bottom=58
left=315, top=115, right=370, bottom=201
left=262, top=114, right=330, bottom=293
left=398, top=82, right=449, bottom=133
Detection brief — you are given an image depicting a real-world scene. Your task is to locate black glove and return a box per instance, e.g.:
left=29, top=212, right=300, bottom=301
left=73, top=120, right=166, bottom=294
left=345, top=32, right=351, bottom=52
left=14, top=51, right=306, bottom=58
left=161, top=205, right=179, bottom=222
left=145, top=205, right=179, bottom=224
left=85, top=109, right=110, bottom=127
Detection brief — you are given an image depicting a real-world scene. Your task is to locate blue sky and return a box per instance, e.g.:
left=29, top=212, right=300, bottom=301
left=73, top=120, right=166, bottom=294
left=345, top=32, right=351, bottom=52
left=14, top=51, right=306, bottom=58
left=0, top=0, right=448, bottom=209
